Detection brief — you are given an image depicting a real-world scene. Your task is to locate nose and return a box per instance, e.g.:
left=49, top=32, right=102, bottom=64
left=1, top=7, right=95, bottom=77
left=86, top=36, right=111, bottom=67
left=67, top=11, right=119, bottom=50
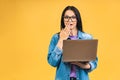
left=68, top=18, right=72, bottom=22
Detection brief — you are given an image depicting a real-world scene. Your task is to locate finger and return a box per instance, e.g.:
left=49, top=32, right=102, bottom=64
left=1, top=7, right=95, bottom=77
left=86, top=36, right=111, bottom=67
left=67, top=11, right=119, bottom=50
left=67, top=23, right=70, bottom=28
left=65, top=26, right=71, bottom=33
left=66, top=30, right=71, bottom=35
left=65, top=23, right=69, bottom=28
left=64, top=27, right=67, bottom=32
left=67, top=29, right=71, bottom=35
left=71, top=62, right=79, bottom=66
left=63, top=28, right=70, bottom=35
left=70, top=63, right=76, bottom=65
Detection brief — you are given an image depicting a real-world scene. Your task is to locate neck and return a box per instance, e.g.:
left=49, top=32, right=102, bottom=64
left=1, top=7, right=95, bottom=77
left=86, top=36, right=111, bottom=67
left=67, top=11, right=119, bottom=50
left=70, top=28, right=78, bottom=36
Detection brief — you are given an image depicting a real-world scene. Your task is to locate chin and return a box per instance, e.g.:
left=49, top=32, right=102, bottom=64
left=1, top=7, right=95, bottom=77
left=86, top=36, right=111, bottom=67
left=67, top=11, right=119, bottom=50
left=70, top=26, right=75, bottom=30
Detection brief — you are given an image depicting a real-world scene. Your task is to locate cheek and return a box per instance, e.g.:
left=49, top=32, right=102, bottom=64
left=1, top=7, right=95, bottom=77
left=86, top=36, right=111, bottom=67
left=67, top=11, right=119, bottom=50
left=64, top=22, right=68, bottom=26
left=73, top=22, right=77, bottom=26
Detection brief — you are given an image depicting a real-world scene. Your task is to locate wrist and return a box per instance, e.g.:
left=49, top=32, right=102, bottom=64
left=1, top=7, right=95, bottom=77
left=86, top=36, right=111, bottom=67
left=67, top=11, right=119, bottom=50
left=59, top=38, right=63, bottom=42
left=57, top=39, right=63, bottom=50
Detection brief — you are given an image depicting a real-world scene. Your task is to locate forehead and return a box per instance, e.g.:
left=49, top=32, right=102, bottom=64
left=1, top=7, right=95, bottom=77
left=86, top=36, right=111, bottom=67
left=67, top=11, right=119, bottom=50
left=64, top=10, right=75, bottom=16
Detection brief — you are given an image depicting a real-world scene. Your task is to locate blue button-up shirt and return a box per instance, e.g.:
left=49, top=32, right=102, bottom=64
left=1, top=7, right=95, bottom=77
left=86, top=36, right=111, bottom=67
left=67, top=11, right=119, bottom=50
left=47, top=31, right=98, bottom=80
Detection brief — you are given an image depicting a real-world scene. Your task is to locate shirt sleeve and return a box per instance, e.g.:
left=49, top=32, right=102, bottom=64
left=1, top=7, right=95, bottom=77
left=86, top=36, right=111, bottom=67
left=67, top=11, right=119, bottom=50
left=47, top=34, right=63, bottom=67
left=82, top=33, right=98, bottom=72
left=86, top=57, right=98, bottom=72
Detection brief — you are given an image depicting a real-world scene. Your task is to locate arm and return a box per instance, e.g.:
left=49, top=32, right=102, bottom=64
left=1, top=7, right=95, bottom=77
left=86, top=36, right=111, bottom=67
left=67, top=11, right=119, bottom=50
left=71, top=57, right=98, bottom=72
left=82, top=33, right=98, bottom=72
left=71, top=33, right=98, bottom=72
left=86, top=57, right=98, bottom=72
left=47, top=35, right=63, bottom=67
left=71, top=62, right=91, bottom=69
left=47, top=26, right=71, bottom=67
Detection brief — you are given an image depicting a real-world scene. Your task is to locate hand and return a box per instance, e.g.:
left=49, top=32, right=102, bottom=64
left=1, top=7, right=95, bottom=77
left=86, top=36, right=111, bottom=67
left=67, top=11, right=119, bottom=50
left=59, top=25, right=71, bottom=40
left=71, top=62, right=91, bottom=69
left=56, top=24, right=72, bottom=49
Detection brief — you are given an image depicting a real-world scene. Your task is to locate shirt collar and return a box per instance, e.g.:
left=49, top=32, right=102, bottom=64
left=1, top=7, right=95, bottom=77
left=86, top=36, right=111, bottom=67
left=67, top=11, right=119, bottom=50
left=77, top=31, right=83, bottom=39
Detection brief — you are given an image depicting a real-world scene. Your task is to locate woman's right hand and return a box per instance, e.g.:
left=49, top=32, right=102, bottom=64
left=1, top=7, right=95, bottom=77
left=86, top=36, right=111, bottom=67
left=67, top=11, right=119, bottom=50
left=57, top=25, right=71, bottom=50
left=59, top=26, right=71, bottom=40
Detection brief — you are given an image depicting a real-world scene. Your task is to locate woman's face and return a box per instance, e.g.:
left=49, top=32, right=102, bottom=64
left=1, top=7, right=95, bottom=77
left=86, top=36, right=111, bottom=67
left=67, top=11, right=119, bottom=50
left=64, top=10, right=77, bottom=30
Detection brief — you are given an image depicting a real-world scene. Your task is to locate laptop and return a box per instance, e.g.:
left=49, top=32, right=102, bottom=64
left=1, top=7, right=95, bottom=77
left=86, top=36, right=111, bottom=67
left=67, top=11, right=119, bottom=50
left=62, top=39, right=98, bottom=62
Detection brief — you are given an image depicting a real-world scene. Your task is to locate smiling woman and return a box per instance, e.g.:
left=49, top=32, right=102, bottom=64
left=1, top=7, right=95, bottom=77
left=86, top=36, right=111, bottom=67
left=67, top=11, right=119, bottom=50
left=47, top=6, right=98, bottom=80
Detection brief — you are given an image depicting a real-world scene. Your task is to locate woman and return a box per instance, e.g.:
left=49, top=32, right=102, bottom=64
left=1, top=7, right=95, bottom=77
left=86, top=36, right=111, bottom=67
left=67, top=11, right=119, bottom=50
left=47, top=6, right=98, bottom=80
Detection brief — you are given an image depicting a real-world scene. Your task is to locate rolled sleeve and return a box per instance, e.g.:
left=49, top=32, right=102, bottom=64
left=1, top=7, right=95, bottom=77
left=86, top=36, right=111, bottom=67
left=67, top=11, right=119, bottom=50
left=53, top=46, right=63, bottom=55
left=86, top=57, right=98, bottom=72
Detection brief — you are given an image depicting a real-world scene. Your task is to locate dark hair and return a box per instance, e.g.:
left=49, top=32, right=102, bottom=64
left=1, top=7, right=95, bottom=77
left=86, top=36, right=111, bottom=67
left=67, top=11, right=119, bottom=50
left=61, top=6, right=83, bottom=32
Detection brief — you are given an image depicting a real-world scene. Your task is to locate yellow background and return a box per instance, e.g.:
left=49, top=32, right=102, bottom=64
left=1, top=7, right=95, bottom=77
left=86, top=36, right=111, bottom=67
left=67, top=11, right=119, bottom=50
left=0, top=0, right=120, bottom=80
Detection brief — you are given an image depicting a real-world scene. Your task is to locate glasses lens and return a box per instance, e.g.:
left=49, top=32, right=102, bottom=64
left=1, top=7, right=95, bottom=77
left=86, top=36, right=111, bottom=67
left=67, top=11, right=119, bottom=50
left=64, top=16, right=76, bottom=22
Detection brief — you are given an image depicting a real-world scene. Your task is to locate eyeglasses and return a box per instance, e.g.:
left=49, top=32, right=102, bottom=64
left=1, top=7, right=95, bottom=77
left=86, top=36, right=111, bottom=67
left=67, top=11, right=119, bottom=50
left=64, top=16, right=77, bottom=22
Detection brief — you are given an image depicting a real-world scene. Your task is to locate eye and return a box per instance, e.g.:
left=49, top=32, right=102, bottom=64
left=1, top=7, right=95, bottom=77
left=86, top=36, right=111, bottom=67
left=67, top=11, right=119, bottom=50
left=64, top=16, right=69, bottom=19
left=71, top=16, right=76, bottom=19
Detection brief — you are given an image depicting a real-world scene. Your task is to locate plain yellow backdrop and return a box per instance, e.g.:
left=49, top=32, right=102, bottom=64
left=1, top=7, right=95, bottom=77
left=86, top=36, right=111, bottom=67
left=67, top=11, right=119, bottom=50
left=0, top=0, right=120, bottom=80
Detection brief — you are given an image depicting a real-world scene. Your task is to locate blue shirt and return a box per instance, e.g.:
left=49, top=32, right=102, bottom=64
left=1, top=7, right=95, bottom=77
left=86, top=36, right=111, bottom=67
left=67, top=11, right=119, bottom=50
left=47, top=31, right=98, bottom=80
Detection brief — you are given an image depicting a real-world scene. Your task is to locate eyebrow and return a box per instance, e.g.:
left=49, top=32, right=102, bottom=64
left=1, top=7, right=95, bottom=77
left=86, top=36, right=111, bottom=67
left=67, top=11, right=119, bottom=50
left=64, top=15, right=76, bottom=17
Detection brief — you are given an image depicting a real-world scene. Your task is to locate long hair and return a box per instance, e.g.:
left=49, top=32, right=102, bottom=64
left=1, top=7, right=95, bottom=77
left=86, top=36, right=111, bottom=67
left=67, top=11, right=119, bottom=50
left=60, top=6, right=83, bottom=32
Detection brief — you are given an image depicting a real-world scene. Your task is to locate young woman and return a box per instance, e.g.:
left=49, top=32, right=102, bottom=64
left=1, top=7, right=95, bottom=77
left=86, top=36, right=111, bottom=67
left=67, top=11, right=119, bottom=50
left=47, top=6, right=98, bottom=80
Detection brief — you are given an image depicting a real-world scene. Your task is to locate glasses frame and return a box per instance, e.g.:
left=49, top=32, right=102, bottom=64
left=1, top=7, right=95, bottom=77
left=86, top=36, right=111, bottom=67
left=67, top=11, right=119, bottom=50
left=64, top=16, right=77, bottom=22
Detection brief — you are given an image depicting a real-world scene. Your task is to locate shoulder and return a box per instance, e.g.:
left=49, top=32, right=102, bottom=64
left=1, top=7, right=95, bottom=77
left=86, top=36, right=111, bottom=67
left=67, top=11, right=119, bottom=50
left=50, top=32, right=59, bottom=42
left=78, top=31, right=93, bottom=39
left=82, top=32, right=93, bottom=39
left=49, top=33, right=59, bottom=46
left=51, top=33, right=59, bottom=39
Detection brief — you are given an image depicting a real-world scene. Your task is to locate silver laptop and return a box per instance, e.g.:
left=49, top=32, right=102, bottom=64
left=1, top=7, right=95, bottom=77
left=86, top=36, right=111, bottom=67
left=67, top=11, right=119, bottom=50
left=62, top=39, right=98, bottom=62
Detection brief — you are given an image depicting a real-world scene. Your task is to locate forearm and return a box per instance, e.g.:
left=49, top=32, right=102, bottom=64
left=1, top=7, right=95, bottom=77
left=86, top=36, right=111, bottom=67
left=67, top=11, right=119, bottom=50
left=78, top=62, right=91, bottom=69
left=56, top=39, right=63, bottom=50
left=48, top=46, right=62, bottom=67
left=87, top=58, right=98, bottom=72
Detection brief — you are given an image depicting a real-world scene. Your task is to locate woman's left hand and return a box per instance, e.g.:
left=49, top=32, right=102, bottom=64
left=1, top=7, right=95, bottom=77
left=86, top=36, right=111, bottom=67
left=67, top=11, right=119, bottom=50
left=70, top=62, right=91, bottom=69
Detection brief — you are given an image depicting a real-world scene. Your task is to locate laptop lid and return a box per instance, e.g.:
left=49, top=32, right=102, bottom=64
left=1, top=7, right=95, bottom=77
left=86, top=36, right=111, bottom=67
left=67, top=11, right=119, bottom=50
left=62, top=39, right=98, bottom=62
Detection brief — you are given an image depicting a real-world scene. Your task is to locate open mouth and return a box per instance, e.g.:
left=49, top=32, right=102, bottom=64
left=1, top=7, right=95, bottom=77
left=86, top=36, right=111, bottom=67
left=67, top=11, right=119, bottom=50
left=70, top=24, right=73, bottom=26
